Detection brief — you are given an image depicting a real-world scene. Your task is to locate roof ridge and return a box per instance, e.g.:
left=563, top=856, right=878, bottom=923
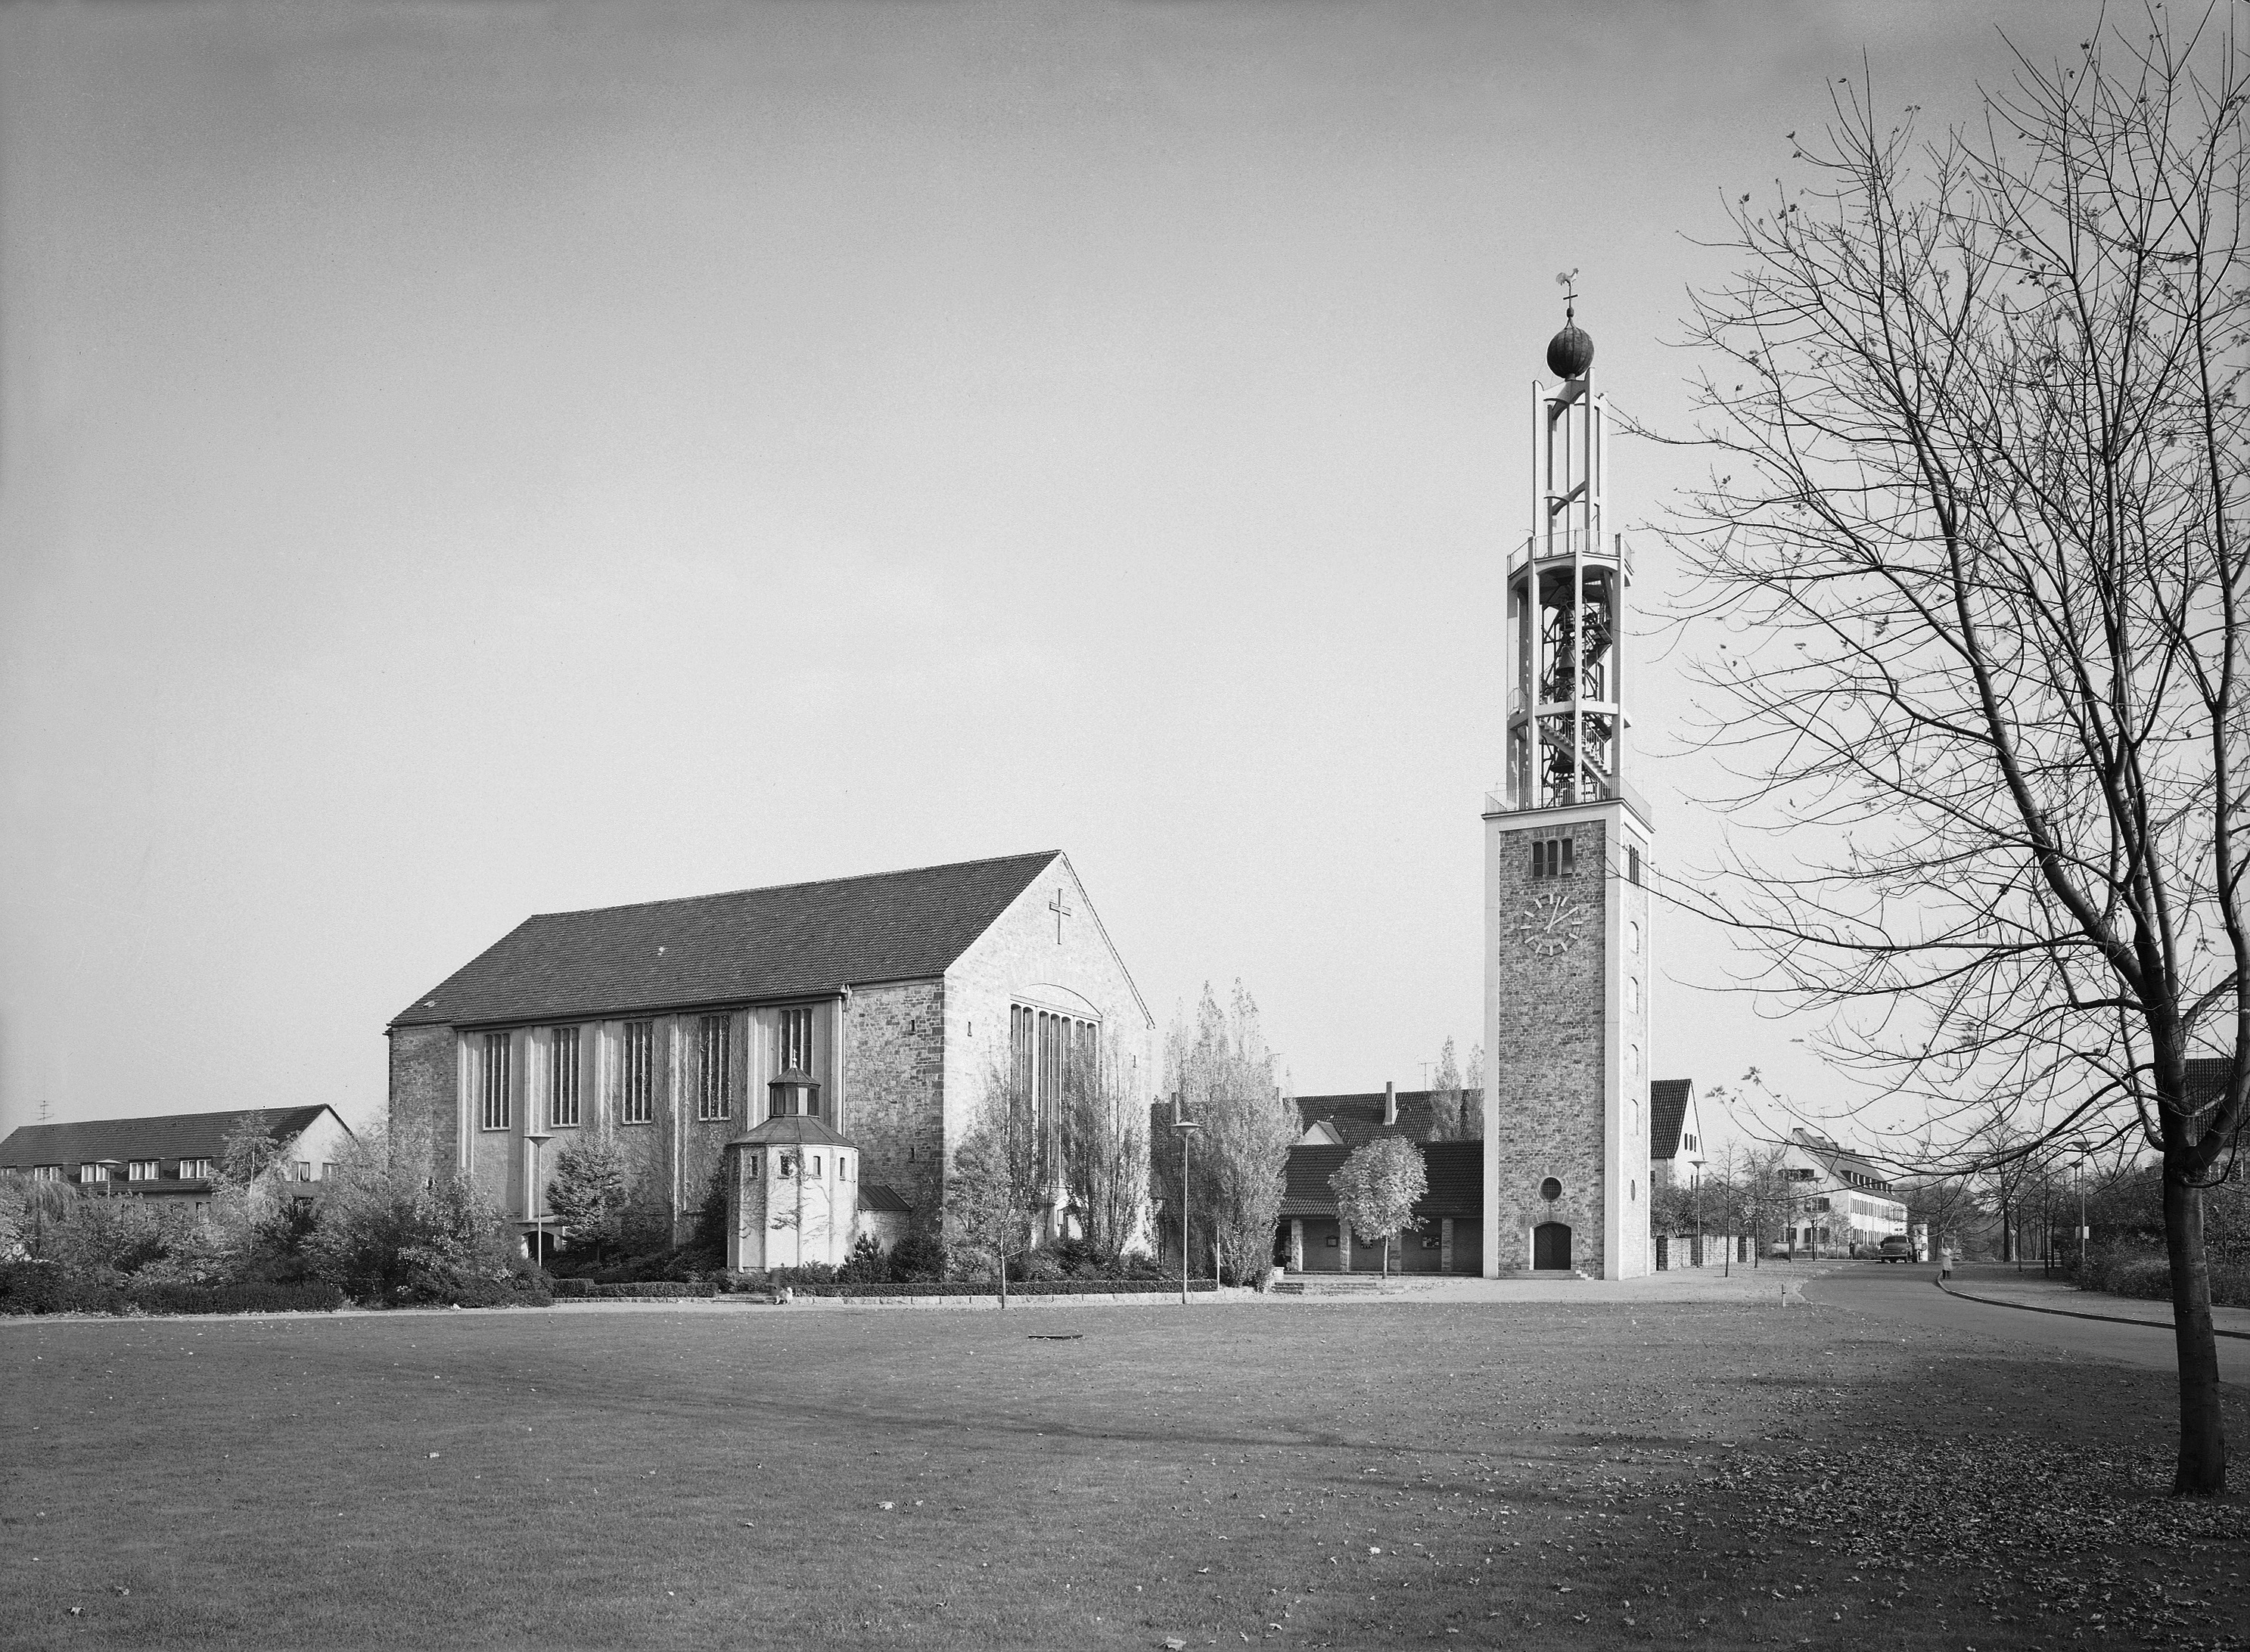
left=527, top=851, right=1062, bottom=921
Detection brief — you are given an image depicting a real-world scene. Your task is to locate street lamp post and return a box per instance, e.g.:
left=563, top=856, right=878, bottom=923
left=2071, top=1138, right=2091, bottom=1273
left=1171, top=1090, right=1201, bottom=1308
left=525, top=1128, right=553, bottom=1271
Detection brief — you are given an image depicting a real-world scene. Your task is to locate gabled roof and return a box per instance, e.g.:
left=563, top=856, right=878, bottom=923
left=390, top=851, right=1063, bottom=1029
left=0, top=1106, right=346, bottom=1172
left=1277, top=1141, right=1484, bottom=1220
left=1649, top=1079, right=1693, bottom=1160
left=1291, top=1089, right=1481, bottom=1146
left=1789, top=1127, right=1897, bottom=1195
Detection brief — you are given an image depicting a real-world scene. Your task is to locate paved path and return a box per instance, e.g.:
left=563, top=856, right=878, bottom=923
left=1804, top=1261, right=2250, bottom=1386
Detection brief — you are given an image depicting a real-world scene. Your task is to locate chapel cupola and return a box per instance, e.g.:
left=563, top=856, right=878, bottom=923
left=1507, top=275, right=1632, bottom=815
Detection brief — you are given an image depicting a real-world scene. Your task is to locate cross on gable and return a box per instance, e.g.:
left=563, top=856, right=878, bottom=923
left=1049, top=887, right=1074, bottom=943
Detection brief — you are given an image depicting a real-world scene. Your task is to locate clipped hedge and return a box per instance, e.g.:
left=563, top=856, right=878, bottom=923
left=129, top=1281, right=346, bottom=1316
left=796, top=1279, right=1223, bottom=1299
left=0, top=1261, right=126, bottom=1316
left=2075, top=1247, right=2250, bottom=1309
left=552, top=1278, right=717, bottom=1301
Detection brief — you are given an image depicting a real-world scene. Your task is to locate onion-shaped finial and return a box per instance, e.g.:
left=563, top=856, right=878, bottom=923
left=1547, top=269, right=1593, bottom=377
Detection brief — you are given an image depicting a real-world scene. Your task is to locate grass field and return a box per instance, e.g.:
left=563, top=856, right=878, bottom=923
left=5, top=1275, right=2246, bottom=1649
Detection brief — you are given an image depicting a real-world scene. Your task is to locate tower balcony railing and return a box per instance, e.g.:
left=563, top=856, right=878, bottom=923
left=1510, top=529, right=1632, bottom=577
left=1503, top=771, right=1657, bottom=825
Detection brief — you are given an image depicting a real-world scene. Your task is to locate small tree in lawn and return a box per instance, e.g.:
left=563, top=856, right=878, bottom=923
left=1329, top=1137, right=1428, bottom=1282
left=545, top=1133, right=632, bottom=1263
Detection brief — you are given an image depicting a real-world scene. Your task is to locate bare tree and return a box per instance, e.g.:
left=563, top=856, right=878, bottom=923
left=943, top=1062, right=1046, bottom=1306
left=1659, top=12, right=2248, bottom=1492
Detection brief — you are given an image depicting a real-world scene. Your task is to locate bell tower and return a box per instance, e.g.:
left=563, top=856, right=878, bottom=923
left=1481, top=280, right=1655, bottom=1279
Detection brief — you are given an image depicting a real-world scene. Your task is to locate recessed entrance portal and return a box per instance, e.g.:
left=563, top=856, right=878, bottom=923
left=1533, top=1221, right=1573, bottom=1271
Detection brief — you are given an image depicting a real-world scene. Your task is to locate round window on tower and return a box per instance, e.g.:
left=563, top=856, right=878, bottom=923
left=1539, top=1176, right=1563, bottom=1202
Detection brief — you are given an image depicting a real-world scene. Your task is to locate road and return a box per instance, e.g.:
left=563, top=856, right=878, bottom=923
left=1804, top=1262, right=2250, bottom=1386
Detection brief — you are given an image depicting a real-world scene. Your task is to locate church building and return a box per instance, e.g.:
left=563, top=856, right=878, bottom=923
left=387, top=850, right=1153, bottom=1265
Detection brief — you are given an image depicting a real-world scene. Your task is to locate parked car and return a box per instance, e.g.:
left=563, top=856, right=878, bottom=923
left=1876, top=1234, right=1913, bottom=1263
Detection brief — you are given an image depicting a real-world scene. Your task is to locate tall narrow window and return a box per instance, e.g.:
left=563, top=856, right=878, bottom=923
left=778, top=1005, right=814, bottom=1073
left=481, top=1032, right=512, bottom=1132
left=1628, top=844, right=1642, bottom=885
left=549, top=1026, right=581, bottom=1128
left=621, top=1021, right=654, bottom=1125
left=698, top=1015, right=732, bottom=1120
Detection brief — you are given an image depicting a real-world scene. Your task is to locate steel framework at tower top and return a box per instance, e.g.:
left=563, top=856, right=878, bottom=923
left=1505, top=289, right=1636, bottom=817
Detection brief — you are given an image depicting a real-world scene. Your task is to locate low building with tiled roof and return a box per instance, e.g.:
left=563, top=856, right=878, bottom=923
left=1273, top=1140, right=1485, bottom=1275
left=1291, top=1082, right=1481, bottom=1147
left=0, top=1106, right=354, bottom=1212
left=387, top=850, right=1154, bottom=1265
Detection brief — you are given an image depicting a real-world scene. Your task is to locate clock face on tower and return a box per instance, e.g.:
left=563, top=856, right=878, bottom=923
left=1514, top=889, right=1592, bottom=958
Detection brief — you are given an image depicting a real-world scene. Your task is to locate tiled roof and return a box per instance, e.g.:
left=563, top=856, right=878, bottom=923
left=0, top=1107, right=343, bottom=1173
left=1790, top=1128, right=1897, bottom=1195
left=1649, top=1079, right=1692, bottom=1160
left=732, top=1115, right=853, bottom=1149
left=390, top=852, right=1064, bottom=1029
left=1292, top=1089, right=1482, bottom=1145
left=1276, top=1141, right=1483, bottom=1219
left=858, top=1183, right=914, bottom=1216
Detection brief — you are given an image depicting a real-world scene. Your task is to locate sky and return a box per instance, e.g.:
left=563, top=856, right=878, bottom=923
left=0, top=0, right=2096, bottom=1149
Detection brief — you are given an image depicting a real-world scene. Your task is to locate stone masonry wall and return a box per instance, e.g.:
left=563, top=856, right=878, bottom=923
left=387, top=1024, right=459, bottom=1178
left=842, top=980, right=947, bottom=1222
left=1487, top=816, right=1611, bottom=1273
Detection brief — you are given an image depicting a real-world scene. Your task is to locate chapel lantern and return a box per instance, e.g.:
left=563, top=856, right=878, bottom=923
left=768, top=1071, right=821, bottom=1119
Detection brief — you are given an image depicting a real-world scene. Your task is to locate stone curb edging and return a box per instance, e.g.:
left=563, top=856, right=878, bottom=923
left=1935, top=1277, right=2250, bottom=1340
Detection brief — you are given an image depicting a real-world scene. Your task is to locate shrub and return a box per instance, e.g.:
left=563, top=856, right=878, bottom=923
left=885, top=1229, right=946, bottom=1284
left=0, top=1259, right=126, bottom=1316
left=305, top=1126, right=514, bottom=1303
left=1010, top=1250, right=1064, bottom=1283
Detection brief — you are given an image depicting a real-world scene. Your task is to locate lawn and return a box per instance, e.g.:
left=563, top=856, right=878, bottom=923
left=4, top=1279, right=2247, bottom=1649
